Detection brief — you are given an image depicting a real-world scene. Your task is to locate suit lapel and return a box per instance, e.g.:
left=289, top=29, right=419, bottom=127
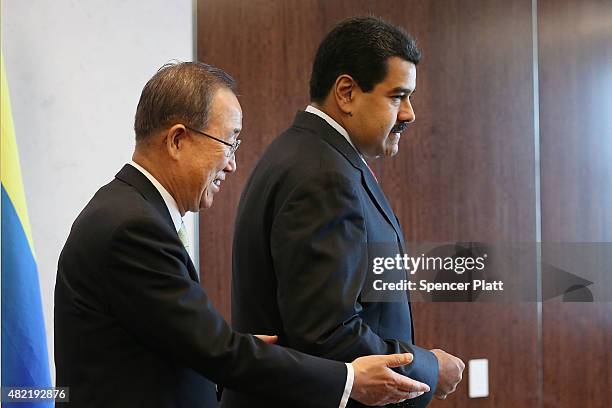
left=115, top=164, right=200, bottom=283
left=116, top=164, right=175, bottom=228
left=360, top=164, right=407, bottom=254
left=293, top=111, right=405, bottom=250
left=185, top=254, right=200, bottom=283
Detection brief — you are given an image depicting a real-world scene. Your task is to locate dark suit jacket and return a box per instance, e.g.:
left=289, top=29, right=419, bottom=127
left=54, top=164, right=348, bottom=408
left=222, top=111, right=439, bottom=408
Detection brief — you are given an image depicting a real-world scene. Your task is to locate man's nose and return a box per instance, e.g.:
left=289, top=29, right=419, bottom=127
left=399, top=99, right=415, bottom=123
left=225, top=155, right=237, bottom=173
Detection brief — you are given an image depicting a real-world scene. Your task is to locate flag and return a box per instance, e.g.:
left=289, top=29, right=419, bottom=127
left=1, top=51, right=53, bottom=407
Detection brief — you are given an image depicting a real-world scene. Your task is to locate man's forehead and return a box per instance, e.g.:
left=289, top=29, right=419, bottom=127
left=223, top=106, right=242, bottom=138
left=205, top=88, right=242, bottom=139
left=380, top=58, right=416, bottom=90
left=227, top=105, right=243, bottom=129
left=210, top=89, right=242, bottom=120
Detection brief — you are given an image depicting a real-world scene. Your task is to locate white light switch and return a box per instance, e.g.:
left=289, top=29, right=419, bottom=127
left=468, top=358, right=489, bottom=398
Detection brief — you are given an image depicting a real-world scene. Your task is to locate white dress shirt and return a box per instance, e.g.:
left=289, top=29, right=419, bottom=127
left=305, top=105, right=368, bottom=167
left=129, top=161, right=182, bottom=233
left=129, top=160, right=354, bottom=407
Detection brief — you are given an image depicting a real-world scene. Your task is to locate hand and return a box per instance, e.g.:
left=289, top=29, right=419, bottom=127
left=254, top=334, right=278, bottom=344
left=350, top=353, right=431, bottom=406
left=430, top=349, right=465, bottom=400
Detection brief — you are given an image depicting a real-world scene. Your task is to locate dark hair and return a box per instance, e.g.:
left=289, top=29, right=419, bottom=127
left=309, top=16, right=420, bottom=103
left=134, top=61, right=236, bottom=141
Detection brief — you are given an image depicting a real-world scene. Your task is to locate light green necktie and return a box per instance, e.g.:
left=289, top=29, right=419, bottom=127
left=178, top=221, right=190, bottom=253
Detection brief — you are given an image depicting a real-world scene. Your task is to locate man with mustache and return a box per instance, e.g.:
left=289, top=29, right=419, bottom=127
left=54, top=61, right=433, bottom=407
left=225, top=17, right=464, bottom=408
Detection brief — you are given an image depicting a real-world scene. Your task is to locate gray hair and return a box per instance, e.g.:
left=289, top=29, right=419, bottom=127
left=134, top=61, right=236, bottom=141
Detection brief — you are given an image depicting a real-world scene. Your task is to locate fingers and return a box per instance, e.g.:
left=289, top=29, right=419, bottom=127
left=458, top=358, right=466, bottom=371
left=350, top=353, right=431, bottom=406
left=384, top=377, right=428, bottom=403
left=254, top=334, right=278, bottom=344
left=384, top=352, right=414, bottom=368
left=403, top=391, right=426, bottom=400
left=390, top=371, right=430, bottom=394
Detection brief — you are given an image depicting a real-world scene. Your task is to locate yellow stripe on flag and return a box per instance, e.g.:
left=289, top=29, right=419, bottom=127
left=1, top=51, right=36, bottom=254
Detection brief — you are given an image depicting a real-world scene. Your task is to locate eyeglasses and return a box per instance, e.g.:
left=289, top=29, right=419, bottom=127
left=184, top=125, right=241, bottom=157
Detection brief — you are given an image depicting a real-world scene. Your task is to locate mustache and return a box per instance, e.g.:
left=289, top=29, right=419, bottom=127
left=390, top=122, right=410, bottom=134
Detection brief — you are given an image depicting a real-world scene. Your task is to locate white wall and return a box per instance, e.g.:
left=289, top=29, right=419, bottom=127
left=1, top=0, right=196, bottom=380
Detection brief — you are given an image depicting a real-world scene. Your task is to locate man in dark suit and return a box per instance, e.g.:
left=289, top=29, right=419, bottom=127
left=54, top=62, right=433, bottom=407
left=225, top=17, right=464, bottom=408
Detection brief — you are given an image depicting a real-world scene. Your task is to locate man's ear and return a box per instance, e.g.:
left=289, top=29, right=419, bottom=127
left=333, top=75, right=357, bottom=116
left=165, top=124, right=188, bottom=160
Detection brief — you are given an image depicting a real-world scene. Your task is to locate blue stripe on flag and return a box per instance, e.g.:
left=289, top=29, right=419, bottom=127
left=1, top=185, right=52, bottom=407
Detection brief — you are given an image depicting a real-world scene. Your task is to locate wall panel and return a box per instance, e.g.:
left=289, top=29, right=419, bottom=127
left=374, top=1, right=539, bottom=406
left=538, top=0, right=612, bottom=406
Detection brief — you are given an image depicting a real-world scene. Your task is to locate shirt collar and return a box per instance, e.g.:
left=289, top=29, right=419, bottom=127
left=305, top=105, right=364, bottom=156
left=128, top=161, right=182, bottom=233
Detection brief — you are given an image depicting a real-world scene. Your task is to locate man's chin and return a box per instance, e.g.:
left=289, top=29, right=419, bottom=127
left=200, top=199, right=213, bottom=210
left=199, top=192, right=214, bottom=210
left=384, top=143, right=400, bottom=157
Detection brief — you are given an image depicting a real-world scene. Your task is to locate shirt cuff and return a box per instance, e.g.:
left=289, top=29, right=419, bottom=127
left=339, top=362, right=354, bottom=408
